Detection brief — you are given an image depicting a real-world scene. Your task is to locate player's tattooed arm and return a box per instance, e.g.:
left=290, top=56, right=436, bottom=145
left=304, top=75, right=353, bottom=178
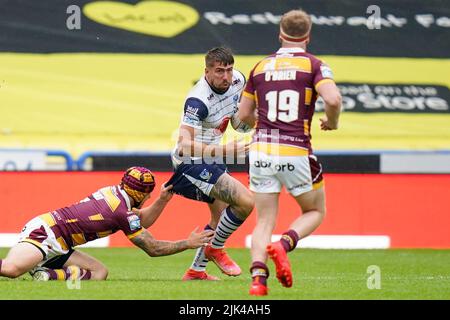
left=130, top=229, right=214, bottom=257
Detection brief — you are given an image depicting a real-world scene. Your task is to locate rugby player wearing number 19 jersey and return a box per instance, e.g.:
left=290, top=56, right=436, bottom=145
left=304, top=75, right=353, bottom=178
left=238, top=9, right=342, bottom=295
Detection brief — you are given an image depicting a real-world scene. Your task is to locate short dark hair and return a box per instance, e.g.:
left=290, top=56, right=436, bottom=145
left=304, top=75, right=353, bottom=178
left=205, top=47, right=234, bottom=68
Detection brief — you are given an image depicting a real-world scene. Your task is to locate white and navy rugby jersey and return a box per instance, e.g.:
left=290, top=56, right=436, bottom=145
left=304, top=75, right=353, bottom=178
left=172, top=70, right=246, bottom=164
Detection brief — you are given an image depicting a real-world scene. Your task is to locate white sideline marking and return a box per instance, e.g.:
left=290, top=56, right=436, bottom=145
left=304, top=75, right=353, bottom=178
left=0, top=233, right=110, bottom=248
left=245, top=234, right=391, bottom=249
left=381, top=153, right=450, bottom=173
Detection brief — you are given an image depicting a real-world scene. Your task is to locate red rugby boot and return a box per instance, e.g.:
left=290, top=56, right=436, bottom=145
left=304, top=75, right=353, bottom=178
left=204, top=246, right=241, bottom=276
left=182, top=269, right=220, bottom=281
left=267, top=241, right=293, bottom=288
left=249, top=280, right=268, bottom=296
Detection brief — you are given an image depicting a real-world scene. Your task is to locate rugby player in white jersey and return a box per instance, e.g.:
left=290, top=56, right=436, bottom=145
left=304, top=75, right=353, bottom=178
left=167, top=47, right=254, bottom=280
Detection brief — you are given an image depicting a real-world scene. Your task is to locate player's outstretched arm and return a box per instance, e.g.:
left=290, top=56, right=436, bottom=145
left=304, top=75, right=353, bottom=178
left=130, top=228, right=214, bottom=257
left=134, top=184, right=173, bottom=228
left=317, top=82, right=342, bottom=130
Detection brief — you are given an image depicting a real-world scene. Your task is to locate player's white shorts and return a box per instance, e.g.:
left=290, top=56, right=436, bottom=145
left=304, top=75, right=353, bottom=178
left=19, top=215, right=70, bottom=266
left=249, top=146, right=324, bottom=197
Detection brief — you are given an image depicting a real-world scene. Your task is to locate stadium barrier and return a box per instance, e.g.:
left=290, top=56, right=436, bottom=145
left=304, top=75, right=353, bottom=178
left=1, top=171, right=449, bottom=249
left=76, top=150, right=450, bottom=173
left=0, top=149, right=74, bottom=171
left=2, top=149, right=449, bottom=173
left=76, top=151, right=250, bottom=172
left=2, top=149, right=449, bottom=174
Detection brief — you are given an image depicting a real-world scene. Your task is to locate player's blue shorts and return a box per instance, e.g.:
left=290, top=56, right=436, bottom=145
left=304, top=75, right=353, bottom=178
left=166, top=162, right=227, bottom=203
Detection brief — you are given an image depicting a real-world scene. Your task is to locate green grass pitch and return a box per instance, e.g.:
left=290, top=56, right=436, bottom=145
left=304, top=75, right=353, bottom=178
left=0, top=248, right=449, bottom=300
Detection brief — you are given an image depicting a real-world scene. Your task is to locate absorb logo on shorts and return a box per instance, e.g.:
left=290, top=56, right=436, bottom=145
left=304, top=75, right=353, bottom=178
left=254, top=160, right=295, bottom=172
left=83, top=0, right=199, bottom=38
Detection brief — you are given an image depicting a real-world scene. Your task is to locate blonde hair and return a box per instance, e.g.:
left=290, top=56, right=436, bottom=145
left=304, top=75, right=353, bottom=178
left=280, top=10, right=312, bottom=42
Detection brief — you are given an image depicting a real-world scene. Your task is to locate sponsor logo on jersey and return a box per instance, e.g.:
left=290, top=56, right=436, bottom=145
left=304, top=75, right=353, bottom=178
left=92, top=191, right=104, bottom=200
left=183, top=114, right=199, bottom=126
left=127, top=214, right=141, bottom=231
left=53, top=211, right=62, bottom=221
left=186, top=105, right=199, bottom=115
left=320, top=64, right=334, bottom=79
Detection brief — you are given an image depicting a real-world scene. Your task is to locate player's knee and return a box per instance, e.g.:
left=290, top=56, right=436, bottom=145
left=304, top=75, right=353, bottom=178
left=95, top=262, right=109, bottom=280
left=98, top=267, right=109, bottom=280
left=316, top=208, right=326, bottom=226
left=316, top=200, right=327, bottom=219
left=1, top=262, right=23, bottom=278
left=92, top=266, right=108, bottom=280
left=256, top=215, right=277, bottom=231
left=235, top=193, right=254, bottom=218
left=244, top=195, right=255, bottom=216
left=312, top=206, right=326, bottom=223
